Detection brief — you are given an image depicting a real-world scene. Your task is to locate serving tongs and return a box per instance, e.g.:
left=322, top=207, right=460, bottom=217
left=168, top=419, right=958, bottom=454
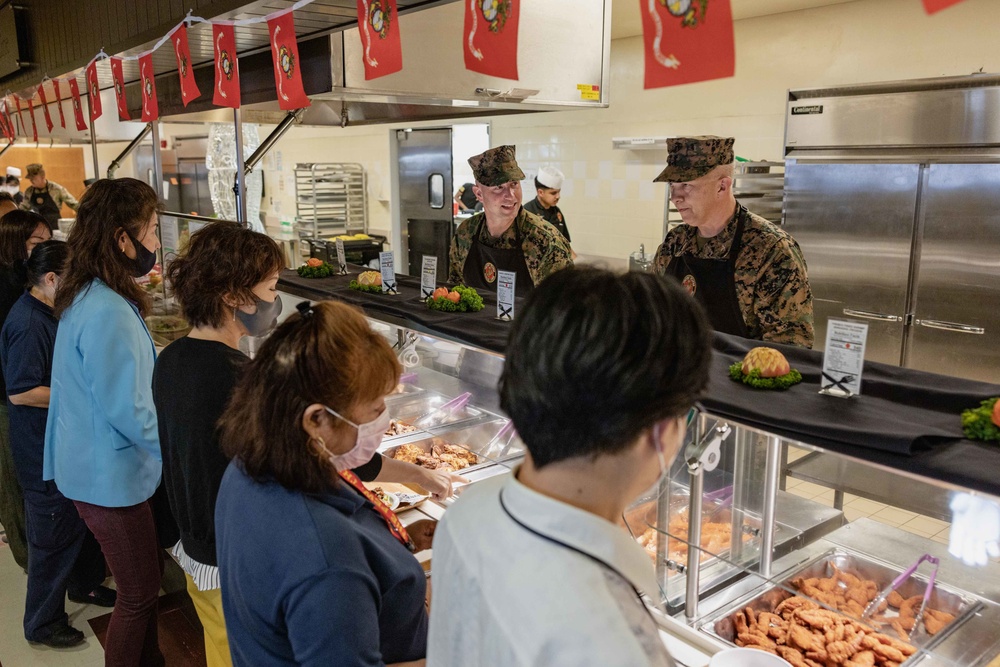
left=861, top=553, right=940, bottom=640
left=412, top=392, right=472, bottom=429
left=484, top=421, right=518, bottom=459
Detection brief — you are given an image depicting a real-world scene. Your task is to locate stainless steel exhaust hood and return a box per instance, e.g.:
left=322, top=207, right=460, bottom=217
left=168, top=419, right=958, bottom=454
left=154, top=0, right=610, bottom=127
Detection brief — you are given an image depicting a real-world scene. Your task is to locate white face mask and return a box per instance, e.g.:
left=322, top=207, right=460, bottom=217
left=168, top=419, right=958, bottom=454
left=323, top=405, right=392, bottom=472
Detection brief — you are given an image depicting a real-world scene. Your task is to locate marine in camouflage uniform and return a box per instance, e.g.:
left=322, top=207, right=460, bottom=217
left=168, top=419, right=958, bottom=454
left=652, top=136, right=814, bottom=348
left=448, top=146, right=572, bottom=293
left=20, top=164, right=79, bottom=228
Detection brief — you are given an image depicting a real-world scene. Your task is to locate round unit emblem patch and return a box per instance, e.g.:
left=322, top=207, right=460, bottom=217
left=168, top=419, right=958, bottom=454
left=483, top=262, right=497, bottom=284
left=682, top=274, right=697, bottom=295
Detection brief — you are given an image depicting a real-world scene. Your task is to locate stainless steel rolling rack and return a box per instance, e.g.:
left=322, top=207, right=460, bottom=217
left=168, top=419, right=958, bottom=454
left=294, top=163, right=368, bottom=238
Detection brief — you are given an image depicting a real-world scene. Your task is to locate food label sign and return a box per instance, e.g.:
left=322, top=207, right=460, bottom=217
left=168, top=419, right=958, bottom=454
left=335, top=239, right=348, bottom=275
left=820, top=318, right=869, bottom=398
left=379, top=251, right=398, bottom=294
left=497, top=270, right=515, bottom=321
left=420, top=256, right=438, bottom=299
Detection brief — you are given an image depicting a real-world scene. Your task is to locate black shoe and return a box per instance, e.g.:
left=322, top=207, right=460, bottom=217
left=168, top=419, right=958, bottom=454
left=68, top=585, right=117, bottom=607
left=32, top=624, right=85, bottom=648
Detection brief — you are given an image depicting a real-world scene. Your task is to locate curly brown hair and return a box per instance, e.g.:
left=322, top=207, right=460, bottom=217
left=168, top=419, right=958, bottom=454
left=54, top=178, right=162, bottom=318
left=166, top=221, right=284, bottom=329
left=219, top=300, right=401, bottom=494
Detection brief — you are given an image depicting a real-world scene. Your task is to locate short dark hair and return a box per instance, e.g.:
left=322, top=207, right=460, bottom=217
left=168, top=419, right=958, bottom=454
left=0, top=209, right=50, bottom=270
left=0, top=192, right=13, bottom=203
left=219, top=300, right=402, bottom=494
left=5, top=176, right=18, bottom=186
left=166, top=221, right=284, bottom=328
left=54, top=177, right=163, bottom=318
left=24, top=239, right=69, bottom=286
left=500, top=267, right=712, bottom=468
left=534, top=178, right=544, bottom=191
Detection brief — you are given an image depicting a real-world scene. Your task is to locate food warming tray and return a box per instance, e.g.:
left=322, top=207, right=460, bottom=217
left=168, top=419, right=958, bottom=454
left=700, top=548, right=981, bottom=660
left=383, top=391, right=500, bottom=442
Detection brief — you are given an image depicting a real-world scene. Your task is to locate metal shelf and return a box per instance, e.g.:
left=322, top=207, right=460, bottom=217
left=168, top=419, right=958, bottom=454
left=294, top=163, right=368, bottom=238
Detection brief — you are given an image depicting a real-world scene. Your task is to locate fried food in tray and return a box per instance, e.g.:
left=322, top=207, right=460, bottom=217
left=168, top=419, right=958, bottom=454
left=385, top=419, right=420, bottom=437
left=390, top=438, right=479, bottom=472
left=635, top=510, right=752, bottom=566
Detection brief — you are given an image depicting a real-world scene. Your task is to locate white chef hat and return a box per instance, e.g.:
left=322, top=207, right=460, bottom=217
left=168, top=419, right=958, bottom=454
left=536, top=166, right=564, bottom=190
left=6, top=167, right=21, bottom=178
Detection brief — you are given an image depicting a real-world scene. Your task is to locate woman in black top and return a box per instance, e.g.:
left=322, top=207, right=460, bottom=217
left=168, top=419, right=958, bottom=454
left=0, top=210, right=51, bottom=570
left=0, top=240, right=113, bottom=648
left=153, top=222, right=463, bottom=667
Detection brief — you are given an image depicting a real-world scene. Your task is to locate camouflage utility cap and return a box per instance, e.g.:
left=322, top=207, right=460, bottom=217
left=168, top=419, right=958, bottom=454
left=25, top=163, right=44, bottom=178
left=468, top=145, right=525, bottom=187
left=653, top=136, right=735, bottom=183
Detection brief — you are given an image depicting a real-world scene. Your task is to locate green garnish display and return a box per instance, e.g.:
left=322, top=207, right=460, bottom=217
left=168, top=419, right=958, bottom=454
left=961, top=398, right=1000, bottom=442
left=729, top=362, right=803, bottom=390
left=348, top=280, right=384, bottom=294
left=296, top=262, right=335, bottom=279
left=426, top=285, right=485, bottom=313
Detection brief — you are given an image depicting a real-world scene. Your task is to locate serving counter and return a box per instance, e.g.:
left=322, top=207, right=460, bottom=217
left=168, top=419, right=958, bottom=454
left=278, top=268, right=1000, bottom=667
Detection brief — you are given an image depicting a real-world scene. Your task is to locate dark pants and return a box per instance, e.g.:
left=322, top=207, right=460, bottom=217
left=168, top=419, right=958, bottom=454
left=75, top=499, right=164, bottom=667
left=0, top=403, right=28, bottom=569
left=23, top=485, right=107, bottom=641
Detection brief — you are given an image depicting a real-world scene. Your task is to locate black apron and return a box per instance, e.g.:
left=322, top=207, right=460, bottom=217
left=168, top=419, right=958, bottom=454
left=462, top=215, right=534, bottom=298
left=30, top=185, right=61, bottom=228
left=665, top=205, right=750, bottom=338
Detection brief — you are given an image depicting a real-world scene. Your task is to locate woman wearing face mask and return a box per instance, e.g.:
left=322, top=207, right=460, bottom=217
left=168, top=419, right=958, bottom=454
left=0, top=240, right=114, bottom=649
left=215, top=300, right=434, bottom=667
left=428, top=268, right=712, bottom=667
left=44, top=178, right=166, bottom=667
left=0, top=210, right=52, bottom=571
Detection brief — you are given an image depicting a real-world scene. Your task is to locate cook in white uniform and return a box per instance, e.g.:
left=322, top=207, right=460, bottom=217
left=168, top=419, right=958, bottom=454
left=428, top=266, right=712, bottom=667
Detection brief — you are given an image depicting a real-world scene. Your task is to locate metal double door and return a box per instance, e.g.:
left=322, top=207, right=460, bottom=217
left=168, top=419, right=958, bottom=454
left=784, top=161, right=1000, bottom=383
left=395, top=128, right=453, bottom=279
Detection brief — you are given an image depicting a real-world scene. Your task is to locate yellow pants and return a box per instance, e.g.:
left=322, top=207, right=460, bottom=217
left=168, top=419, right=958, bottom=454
left=185, top=572, right=233, bottom=667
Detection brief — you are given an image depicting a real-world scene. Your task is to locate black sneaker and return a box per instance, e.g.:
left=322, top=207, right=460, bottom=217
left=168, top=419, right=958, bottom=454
left=32, top=624, right=85, bottom=648
left=68, top=585, right=117, bottom=607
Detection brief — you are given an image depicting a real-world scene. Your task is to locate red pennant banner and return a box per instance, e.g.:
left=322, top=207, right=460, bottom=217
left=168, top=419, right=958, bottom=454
left=37, top=84, right=54, bottom=132
left=0, top=103, right=11, bottom=141
left=14, top=96, right=26, bottom=135
left=464, top=0, right=520, bottom=80
left=356, top=0, right=403, bottom=80
left=213, top=23, right=241, bottom=108
left=640, top=0, right=735, bottom=89
left=27, top=97, right=38, bottom=142
left=110, top=57, right=130, bottom=120
left=53, top=79, right=66, bottom=128
left=68, top=78, right=88, bottom=131
left=3, top=100, right=15, bottom=140
left=173, top=23, right=201, bottom=106
left=267, top=11, right=311, bottom=110
left=139, top=53, right=159, bottom=121
left=923, top=0, right=966, bottom=13
left=86, top=60, right=103, bottom=120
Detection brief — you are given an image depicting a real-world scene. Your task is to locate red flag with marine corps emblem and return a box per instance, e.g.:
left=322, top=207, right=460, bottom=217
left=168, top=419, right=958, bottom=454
left=86, top=60, right=102, bottom=120
left=53, top=79, right=66, bottom=128
left=139, top=53, right=159, bottom=121
left=922, top=0, right=966, bottom=13
left=463, top=0, right=520, bottom=80
left=68, top=78, right=88, bottom=131
left=640, top=0, right=735, bottom=89
left=37, top=84, right=54, bottom=132
left=355, top=0, right=403, bottom=80
left=27, top=97, right=38, bottom=142
left=267, top=11, right=311, bottom=110
left=172, top=23, right=201, bottom=106
left=110, top=57, right=130, bottom=120
left=213, top=23, right=241, bottom=108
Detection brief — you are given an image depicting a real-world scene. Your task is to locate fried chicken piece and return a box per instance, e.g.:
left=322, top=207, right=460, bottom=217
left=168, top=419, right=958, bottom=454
left=392, top=443, right=423, bottom=464
left=827, top=628, right=865, bottom=664
left=886, top=591, right=904, bottom=609
left=737, top=632, right=777, bottom=652
left=843, top=650, right=876, bottom=667
left=776, top=646, right=809, bottom=667
left=796, top=608, right=843, bottom=631
left=898, top=595, right=922, bottom=620
left=434, top=452, right=472, bottom=470
left=923, top=608, right=954, bottom=635
left=776, top=596, right=820, bottom=619
left=431, top=441, right=478, bottom=464
left=824, top=621, right=846, bottom=644
left=734, top=610, right=749, bottom=636
left=788, top=625, right=825, bottom=654
left=843, top=598, right=866, bottom=619
left=860, top=634, right=909, bottom=663
left=889, top=619, right=909, bottom=642
left=745, top=607, right=758, bottom=627
left=757, top=611, right=784, bottom=639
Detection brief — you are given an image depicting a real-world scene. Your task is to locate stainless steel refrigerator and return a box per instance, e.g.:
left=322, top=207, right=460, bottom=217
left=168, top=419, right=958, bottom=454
left=782, top=75, right=1000, bottom=383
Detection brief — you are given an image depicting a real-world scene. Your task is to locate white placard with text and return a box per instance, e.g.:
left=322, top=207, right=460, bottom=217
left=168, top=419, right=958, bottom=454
left=335, top=239, right=348, bottom=275
left=420, top=256, right=438, bottom=298
left=820, top=318, right=869, bottom=397
left=160, top=218, right=179, bottom=267
left=379, top=251, right=398, bottom=294
left=497, top=271, right=515, bottom=321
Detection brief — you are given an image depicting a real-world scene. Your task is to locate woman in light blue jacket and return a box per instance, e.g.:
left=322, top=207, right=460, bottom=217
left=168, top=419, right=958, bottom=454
left=44, top=178, right=165, bottom=667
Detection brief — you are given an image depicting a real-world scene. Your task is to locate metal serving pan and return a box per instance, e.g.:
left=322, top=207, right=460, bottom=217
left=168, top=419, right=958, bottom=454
left=381, top=436, right=493, bottom=475
left=701, top=548, right=981, bottom=658
left=384, top=392, right=498, bottom=441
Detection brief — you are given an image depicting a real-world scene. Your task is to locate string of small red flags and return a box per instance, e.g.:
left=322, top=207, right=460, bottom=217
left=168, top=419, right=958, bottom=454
left=640, top=0, right=735, bottom=89
left=922, top=0, right=967, bottom=13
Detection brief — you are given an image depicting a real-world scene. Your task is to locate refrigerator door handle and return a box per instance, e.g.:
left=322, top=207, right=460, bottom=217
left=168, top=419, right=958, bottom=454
left=915, top=319, right=985, bottom=335
left=842, top=308, right=903, bottom=323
